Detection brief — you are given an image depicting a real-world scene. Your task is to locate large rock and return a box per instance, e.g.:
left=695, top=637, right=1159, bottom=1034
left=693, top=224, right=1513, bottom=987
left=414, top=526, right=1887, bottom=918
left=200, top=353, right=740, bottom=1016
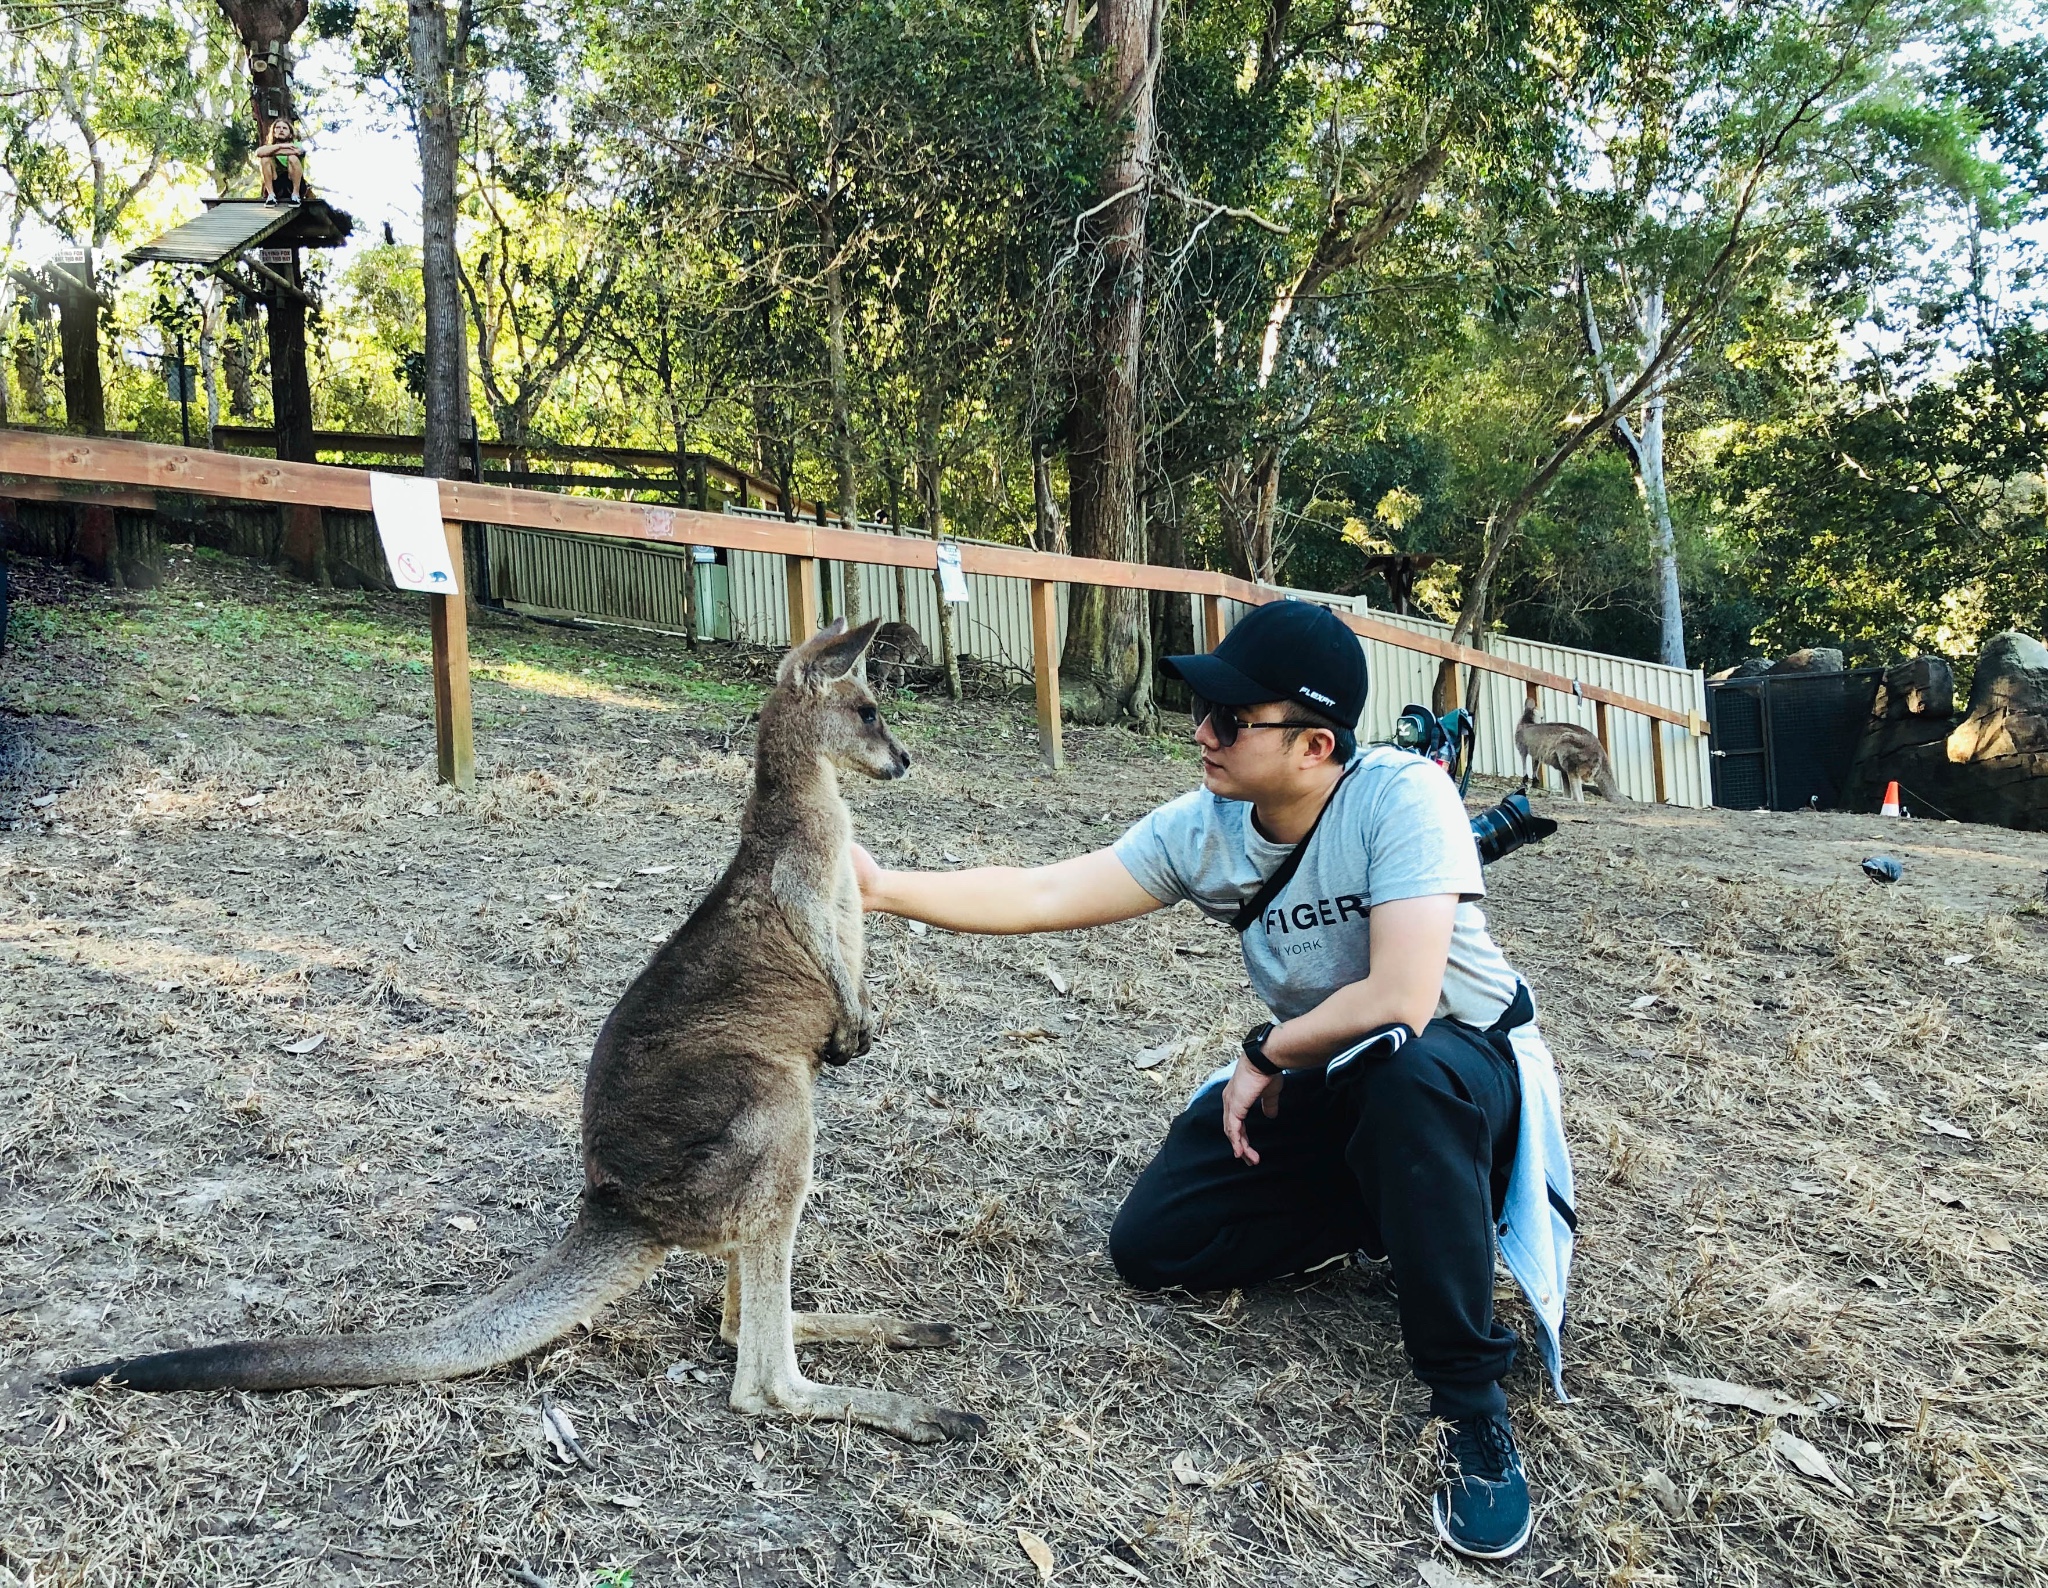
left=1770, top=647, right=1845, bottom=675
left=1876, top=655, right=1954, bottom=720
left=1709, top=657, right=1774, bottom=681
left=1948, top=631, right=2048, bottom=762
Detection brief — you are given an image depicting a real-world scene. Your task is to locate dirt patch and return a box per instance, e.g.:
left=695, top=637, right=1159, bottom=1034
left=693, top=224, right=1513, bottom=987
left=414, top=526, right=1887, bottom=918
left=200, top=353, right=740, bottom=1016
left=4, top=558, right=2048, bottom=1586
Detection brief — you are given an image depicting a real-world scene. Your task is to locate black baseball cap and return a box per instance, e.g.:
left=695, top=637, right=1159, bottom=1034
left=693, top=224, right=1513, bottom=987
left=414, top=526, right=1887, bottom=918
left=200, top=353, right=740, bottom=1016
left=1164, top=599, right=1366, bottom=726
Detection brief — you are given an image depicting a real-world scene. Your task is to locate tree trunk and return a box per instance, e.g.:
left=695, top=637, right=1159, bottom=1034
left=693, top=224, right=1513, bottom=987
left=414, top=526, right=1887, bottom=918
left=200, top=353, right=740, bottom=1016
left=885, top=458, right=910, bottom=619
left=1638, top=389, right=1685, bottom=668
left=915, top=391, right=962, bottom=700
left=223, top=300, right=256, bottom=417
left=1059, top=0, right=1161, bottom=725
left=1031, top=435, right=1066, bottom=554
left=1630, top=285, right=1686, bottom=669
left=1217, top=446, right=1280, bottom=583
left=198, top=282, right=222, bottom=442
left=410, top=0, right=468, bottom=485
left=821, top=211, right=863, bottom=624
left=53, top=259, right=105, bottom=436
left=264, top=254, right=315, bottom=463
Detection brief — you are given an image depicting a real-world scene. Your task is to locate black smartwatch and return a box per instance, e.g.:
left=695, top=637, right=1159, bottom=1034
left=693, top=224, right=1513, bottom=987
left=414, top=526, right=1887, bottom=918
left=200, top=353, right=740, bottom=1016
left=1241, top=1021, right=1285, bottom=1077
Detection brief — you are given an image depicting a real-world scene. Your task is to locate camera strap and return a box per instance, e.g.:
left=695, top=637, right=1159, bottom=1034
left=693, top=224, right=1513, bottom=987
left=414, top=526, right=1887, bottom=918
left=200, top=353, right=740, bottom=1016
left=1230, top=760, right=1359, bottom=933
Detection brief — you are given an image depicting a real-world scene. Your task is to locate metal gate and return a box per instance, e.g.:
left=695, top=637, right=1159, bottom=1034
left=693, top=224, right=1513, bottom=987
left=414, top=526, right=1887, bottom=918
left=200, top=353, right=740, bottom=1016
left=1706, top=669, right=1881, bottom=810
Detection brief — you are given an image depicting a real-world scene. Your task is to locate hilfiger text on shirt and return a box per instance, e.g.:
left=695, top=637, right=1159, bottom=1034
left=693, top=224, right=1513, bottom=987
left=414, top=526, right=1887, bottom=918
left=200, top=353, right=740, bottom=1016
left=1259, top=894, right=1368, bottom=935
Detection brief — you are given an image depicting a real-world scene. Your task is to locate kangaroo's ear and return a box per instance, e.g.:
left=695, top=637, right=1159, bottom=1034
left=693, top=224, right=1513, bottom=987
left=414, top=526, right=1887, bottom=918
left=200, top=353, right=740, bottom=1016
left=804, top=616, right=884, bottom=684
left=777, top=618, right=851, bottom=686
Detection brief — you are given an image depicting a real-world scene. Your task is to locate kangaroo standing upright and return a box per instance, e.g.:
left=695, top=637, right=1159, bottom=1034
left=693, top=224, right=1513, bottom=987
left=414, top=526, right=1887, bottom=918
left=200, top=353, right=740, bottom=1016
left=1514, top=702, right=1628, bottom=803
left=62, top=618, right=984, bottom=1443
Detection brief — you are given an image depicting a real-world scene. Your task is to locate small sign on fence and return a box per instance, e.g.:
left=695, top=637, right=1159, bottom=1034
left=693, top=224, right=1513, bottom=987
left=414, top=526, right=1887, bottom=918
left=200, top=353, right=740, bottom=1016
left=936, top=540, right=969, bottom=604
left=368, top=472, right=461, bottom=594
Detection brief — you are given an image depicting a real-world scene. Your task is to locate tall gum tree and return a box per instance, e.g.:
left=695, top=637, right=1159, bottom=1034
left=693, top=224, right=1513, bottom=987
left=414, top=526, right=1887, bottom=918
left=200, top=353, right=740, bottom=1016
left=1060, top=0, right=1164, bottom=725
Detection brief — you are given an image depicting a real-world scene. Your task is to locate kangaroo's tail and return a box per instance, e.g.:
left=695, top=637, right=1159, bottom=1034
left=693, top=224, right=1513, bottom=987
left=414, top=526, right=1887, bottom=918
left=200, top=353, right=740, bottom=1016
left=59, top=1207, right=666, bottom=1393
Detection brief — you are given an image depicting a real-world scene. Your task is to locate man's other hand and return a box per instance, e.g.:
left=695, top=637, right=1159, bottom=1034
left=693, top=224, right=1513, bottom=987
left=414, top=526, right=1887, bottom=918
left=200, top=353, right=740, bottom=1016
left=1221, top=1056, right=1284, bottom=1165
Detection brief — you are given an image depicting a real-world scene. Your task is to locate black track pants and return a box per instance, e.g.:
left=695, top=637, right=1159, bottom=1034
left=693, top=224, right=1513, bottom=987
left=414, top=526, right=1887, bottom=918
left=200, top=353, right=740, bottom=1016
left=1109, top=1018, right=1522, bottom=1419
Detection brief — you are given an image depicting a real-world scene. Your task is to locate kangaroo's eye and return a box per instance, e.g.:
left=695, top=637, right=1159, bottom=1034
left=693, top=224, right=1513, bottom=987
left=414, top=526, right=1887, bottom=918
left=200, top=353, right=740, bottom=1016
left=858, top=705, right=878, bottom=725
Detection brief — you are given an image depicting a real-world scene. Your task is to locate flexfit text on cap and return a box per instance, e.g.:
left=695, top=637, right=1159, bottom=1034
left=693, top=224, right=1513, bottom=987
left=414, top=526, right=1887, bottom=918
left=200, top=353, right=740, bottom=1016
left=1162, top=599, right=1367, bottom=726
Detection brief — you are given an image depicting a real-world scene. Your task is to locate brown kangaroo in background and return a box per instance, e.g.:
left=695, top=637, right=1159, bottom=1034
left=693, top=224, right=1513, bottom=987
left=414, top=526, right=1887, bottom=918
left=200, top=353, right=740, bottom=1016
left=62, top=618, right=985, bottom=1443
left=1515, top=702, right=1629, bottom=803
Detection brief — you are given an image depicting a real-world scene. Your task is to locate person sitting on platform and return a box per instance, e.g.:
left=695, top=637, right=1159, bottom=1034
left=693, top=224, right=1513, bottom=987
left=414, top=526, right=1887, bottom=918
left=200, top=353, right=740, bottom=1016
left=255, top=118, right=308, bottom=207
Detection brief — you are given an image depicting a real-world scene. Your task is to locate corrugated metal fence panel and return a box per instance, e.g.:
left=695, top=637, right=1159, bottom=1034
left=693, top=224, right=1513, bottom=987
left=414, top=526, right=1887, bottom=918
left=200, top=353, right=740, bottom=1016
left=1325, top=605, right=1711, bottom=806
left=490, top=513, right=1708, bottom=804
left=725, top=544, right=1070, bottom=680
left=486, top=524, right=723, bottom=639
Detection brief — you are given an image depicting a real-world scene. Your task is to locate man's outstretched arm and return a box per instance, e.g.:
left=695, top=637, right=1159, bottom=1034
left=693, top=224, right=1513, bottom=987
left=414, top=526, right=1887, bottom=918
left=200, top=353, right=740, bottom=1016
left=853, top=844, right=1165, bottom=935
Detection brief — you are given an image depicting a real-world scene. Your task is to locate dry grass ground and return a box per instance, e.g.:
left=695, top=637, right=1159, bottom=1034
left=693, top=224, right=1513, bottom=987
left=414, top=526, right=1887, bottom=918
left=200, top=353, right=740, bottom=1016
left=3, top=550, right=2048, bottom=1588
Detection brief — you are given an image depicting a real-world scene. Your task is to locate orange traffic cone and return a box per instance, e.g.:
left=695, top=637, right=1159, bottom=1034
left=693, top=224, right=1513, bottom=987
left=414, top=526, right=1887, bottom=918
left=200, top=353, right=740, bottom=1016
left=1880, top=780, right=1902, bottom=817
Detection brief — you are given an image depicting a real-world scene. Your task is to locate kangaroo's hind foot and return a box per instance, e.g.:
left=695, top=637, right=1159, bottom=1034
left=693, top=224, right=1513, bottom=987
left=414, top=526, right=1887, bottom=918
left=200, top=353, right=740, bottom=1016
left=726, top=1230, right=983, bottom=1444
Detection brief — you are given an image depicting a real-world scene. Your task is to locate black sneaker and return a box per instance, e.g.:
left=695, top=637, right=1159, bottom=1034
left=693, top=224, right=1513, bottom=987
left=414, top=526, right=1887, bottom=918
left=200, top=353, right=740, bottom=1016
left=1432, top=1411, right=1533, bottom=1559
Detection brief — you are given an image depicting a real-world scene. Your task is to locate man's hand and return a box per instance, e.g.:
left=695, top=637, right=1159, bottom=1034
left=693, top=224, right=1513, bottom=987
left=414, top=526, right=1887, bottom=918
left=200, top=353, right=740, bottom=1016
left=1220, top=1055, right=1284, bottom=1166
left=850, top=841, right=886, bottom=912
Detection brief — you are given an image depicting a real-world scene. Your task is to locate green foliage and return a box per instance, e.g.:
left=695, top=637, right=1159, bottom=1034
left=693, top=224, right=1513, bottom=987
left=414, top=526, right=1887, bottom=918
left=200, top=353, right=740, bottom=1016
left=16, top=0, right=2048, bottom=677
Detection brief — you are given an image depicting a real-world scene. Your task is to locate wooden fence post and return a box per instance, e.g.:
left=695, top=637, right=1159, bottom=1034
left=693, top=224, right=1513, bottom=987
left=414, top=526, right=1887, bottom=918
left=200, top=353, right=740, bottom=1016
left=1650, top=717, right=1668, bottom=805
left=1029, top=578, right=1064, bottom=771
left=1595, top=700, right=1611, bottom=755
left=1200, top=592, right=1227, bottom=652
left=432, top=519, right=475, bottom=791
left=785, top=555, right=820, bottom=645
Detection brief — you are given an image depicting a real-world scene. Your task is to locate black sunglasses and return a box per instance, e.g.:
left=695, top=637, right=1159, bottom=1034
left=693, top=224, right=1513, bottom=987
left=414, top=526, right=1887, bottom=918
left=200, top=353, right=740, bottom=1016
left=1190, top=695, right=1296, bottom=749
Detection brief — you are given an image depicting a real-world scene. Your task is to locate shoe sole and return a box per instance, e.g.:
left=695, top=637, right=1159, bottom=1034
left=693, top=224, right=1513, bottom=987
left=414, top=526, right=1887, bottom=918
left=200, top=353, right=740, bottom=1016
left=1432, top=1493, right=1534, bottom=1561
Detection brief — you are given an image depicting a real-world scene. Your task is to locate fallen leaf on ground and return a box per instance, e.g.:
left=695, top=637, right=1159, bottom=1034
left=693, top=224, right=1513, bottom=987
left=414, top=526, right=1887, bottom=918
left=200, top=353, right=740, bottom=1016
left=906, top=920, right=928, bottom=936
left=238, top=794, right=265, bottom=808
left=1979, top=1228, right=2015, bottom=1253
left=1041, top=965, right=1069, bottom=996
left=1171, top=1452, right=1211, bottom=1486
left=1924, top=1184, right=1970, bottom=1209
left=1630, top=994, right=1660, bottom=1010
left=1640, top=1469, right=1686, bottom=1520
left=1942, top=952, right=1976, bottom=967
left=1017, top=1527, right=1055, bottom=1581
left=1669, top=1374, right=1816, bottom=1418
left=1787, top=1180, right=1829, bottom=1197
left=1420, top=1561, right=1488, bottom=1588
left=539, top=1398, right=595, bottom=1469
left=277, top=1034, right=326, bottom=1055
left=446, top=1215, right=478, bottom=1233
left=1770, top=1428, right=1852, bottom=1494
left=636, top=864, right=676, bottom=876
left=1920, top=1116, right=1973, bottom=1140
left=1859, top=1076, right=1892, bottom=1105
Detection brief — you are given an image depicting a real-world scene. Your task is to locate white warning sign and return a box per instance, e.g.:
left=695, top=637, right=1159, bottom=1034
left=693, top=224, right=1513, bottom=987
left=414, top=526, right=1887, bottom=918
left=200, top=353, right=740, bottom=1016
left=369, top=472, right=461, bottom=595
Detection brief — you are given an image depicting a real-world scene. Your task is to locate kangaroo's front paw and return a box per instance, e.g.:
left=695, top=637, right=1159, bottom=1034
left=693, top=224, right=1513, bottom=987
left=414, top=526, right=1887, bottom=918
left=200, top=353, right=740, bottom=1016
left=822, top=1017, right=874, bottom=1067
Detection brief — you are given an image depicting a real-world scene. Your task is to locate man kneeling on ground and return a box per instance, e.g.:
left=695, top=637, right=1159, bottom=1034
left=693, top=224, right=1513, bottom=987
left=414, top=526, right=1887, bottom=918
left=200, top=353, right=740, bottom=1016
left=852, top=599, right=1576, bottom=1560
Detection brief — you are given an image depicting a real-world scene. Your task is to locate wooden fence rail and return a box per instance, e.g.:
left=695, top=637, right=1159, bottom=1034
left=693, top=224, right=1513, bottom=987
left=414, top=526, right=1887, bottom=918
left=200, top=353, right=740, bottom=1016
left=0, top=429, right=1705, bottom=794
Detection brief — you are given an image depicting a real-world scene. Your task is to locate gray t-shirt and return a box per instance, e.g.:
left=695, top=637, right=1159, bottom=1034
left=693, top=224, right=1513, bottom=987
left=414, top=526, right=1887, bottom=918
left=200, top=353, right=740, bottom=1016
left=1113, top=747, right=1521, bottom=1025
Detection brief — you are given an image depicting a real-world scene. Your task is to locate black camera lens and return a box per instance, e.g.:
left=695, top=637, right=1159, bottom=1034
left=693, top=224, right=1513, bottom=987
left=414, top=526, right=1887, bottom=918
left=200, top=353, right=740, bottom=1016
left=1470, top=791, right=1557, bottom=865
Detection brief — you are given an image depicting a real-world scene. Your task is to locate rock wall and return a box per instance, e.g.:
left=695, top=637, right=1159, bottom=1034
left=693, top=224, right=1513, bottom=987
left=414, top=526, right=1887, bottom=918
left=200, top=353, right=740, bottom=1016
left=1844, top=638, right=2048, bottom=830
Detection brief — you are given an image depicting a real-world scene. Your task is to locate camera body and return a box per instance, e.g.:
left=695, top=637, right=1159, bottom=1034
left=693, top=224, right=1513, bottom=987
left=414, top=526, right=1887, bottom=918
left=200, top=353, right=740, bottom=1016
left=1388, top=702, right=1556, bottom=865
